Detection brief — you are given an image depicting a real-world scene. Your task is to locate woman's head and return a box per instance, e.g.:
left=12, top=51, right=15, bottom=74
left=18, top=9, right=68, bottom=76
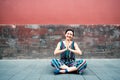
left=65, top=29, right=74, bottom=41
left=65, top=29, right=74, bottom=36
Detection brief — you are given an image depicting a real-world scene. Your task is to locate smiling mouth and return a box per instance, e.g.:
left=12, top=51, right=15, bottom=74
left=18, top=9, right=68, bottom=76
left=67, top=36, right=72, bottom=40
left=67, top=36, right=71, bottom=38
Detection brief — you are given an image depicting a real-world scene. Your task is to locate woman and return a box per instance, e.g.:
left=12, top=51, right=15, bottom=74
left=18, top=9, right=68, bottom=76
left=51, top=29, right=87, bottom=74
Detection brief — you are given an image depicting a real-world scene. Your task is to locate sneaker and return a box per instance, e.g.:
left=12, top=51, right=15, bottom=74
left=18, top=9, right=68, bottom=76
left=54, top=69, right=60, bottom=74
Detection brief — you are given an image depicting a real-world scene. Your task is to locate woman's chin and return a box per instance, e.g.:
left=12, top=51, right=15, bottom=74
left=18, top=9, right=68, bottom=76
left=66, top=38, right=71, bottom=41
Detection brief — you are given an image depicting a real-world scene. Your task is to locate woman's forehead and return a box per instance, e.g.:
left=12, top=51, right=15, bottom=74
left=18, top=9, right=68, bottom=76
left=66, top=31, right=73, bottom=34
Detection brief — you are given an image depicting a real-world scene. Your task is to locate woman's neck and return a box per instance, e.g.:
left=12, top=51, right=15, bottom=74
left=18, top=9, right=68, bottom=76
left=65, top=39, right=71, bottom=43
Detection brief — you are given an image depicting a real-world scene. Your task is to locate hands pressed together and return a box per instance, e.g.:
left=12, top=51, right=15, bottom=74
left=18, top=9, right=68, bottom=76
left=65, top=43, right=72, bottom=51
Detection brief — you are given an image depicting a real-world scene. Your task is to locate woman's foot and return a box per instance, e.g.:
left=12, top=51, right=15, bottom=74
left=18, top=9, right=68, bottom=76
left=54, top=69, right=68, bottom=74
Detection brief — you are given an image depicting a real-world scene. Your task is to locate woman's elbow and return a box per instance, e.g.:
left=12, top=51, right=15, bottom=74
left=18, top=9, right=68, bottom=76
left=78, top=51, right=82, bottom=55
left=54, top=51, right=57, bottom=55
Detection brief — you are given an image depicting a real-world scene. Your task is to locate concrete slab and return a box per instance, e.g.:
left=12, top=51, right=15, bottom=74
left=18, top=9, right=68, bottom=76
left=0, top=59, right=120, bottom=80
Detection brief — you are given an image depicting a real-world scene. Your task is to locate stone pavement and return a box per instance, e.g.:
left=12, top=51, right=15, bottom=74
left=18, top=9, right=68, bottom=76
left=0, top=59, right=120, bottom=80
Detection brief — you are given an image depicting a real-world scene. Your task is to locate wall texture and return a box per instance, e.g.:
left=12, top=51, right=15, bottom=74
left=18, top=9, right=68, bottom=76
left=0, top=0, right=120, bottom=24
left=0, top=24, right=120, bottom=59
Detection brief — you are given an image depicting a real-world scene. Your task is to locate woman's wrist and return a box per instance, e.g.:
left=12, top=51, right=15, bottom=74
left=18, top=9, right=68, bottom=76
left=61, top=48, right=67, bottom=52
left=68, top=48, right=74, bottom=52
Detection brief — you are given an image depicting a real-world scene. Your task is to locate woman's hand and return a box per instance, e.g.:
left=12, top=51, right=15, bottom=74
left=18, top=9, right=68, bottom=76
left=68, top=42, right=82, bottom=55
left=68, top=46, right=72, bottom=51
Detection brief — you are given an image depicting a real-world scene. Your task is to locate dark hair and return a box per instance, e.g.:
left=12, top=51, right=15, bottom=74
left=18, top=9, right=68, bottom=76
left=65, top=29, right=74, bottom=36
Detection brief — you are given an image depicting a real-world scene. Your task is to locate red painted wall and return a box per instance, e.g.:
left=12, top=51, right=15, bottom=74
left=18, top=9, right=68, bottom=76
left=0, top=0, right=120, bottom=24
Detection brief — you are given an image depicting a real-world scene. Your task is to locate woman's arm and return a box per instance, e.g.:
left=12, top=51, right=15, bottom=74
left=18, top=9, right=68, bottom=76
left=54, top=42, right=67, bottom=55
left=68, top=42, right=82, bottom=55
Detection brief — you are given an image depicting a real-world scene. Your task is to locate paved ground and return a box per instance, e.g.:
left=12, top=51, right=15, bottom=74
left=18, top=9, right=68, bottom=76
left=0, top=59, right=120, bottom=80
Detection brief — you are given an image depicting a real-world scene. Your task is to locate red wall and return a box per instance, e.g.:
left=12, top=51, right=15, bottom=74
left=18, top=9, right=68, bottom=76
left=0, top=0, right=120, bottom=24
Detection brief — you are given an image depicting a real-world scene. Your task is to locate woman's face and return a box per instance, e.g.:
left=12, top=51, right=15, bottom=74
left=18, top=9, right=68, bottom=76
left=65, top=31, right=74, bottom=41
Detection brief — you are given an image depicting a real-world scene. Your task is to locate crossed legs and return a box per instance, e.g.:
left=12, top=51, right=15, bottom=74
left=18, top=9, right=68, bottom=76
left=51, top=58, right=87, bottom=74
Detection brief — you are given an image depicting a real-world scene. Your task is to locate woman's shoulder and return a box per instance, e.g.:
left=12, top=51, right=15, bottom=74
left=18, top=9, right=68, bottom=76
left=57, top=40, right=64, bottom=45
left=59, top=40, right=65, bottom=43
left=72, top=41, right=78, bottom=46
